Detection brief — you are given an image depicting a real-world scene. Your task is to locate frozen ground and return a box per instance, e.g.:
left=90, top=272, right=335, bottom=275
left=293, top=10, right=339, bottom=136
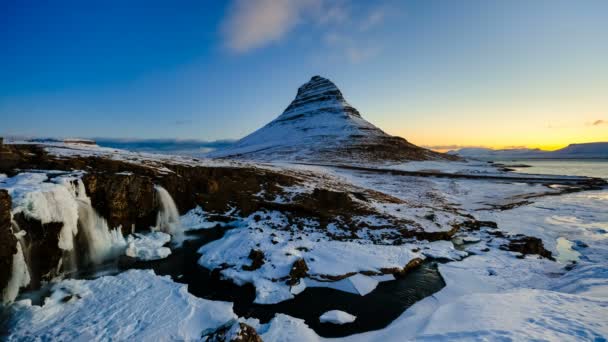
left=2, top=145, right=607, bottom=341
left=2, top=270, right=237, bottom=341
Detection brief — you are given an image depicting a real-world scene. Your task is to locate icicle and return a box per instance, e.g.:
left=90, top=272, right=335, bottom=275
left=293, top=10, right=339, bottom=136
left=154, top=186, right=180, bottom=234
left=2, top=221, right=31, bottom=304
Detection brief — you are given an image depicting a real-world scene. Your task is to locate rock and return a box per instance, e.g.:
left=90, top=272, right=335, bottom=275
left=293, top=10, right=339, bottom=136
left=381, top=257, right=424, bottom=277
left=83, top=173, right=157, bottom=233
left=203, top=322, right=262, bottom=342
left=0, top=190, right=17, bottom=293
left=287, top=258, right=309, bottom=285
left=503, top=236, right=554, bottom=260
left=13, top=214, right=64, bottom=288
left=242, top=249, right=265, bottom=271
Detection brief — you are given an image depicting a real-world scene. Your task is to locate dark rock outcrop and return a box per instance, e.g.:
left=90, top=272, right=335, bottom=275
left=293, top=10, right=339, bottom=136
left=13, top=214, right=64, bottom=288
left=503, top=235, right=554, bottom=260
left=242, top=249, right=265, bottom=271
left=0, top=190, right=17, bottom=293
left=287, top=258, right=309, bottom=285
left=83, top=173, right=157, bottom=233
left=381, top=257, right=424, bottom=277
left=203, top=322, right=263, bottom=342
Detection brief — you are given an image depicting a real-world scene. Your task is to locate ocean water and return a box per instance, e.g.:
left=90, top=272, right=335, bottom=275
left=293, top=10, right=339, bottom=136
left=504, top=159, right=608, bottom=179
left=505, top=160, right=608, bottom=263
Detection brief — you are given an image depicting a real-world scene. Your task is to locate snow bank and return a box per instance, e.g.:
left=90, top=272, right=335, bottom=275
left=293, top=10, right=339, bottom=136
left=4, top=270, right=237, bottom=341
left=198, top=211, right=428, bottom=304
left=319, top=310, right=357, bottom=325
left=125, top=232, right=172, bottom=261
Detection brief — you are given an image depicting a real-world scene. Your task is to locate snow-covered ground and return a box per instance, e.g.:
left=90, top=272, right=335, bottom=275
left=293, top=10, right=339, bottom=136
left=3, top=270, right=237, bottom=341
left=3, top=143, right=607, bottom=341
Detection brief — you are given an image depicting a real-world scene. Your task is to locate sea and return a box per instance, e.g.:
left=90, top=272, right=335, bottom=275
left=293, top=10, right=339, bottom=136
left=504, top=159, right=608, bottom=179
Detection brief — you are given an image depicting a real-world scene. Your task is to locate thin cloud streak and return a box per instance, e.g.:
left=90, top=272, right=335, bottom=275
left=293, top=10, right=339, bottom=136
left=592, top=119, right=606, bottom=126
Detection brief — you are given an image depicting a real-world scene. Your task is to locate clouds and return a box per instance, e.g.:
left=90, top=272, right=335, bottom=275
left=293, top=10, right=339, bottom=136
left=592, top=119, right=606, bottom=126
left=221, top=0, right=390, bottom=63
left=222, top=0, right=318, bottom=53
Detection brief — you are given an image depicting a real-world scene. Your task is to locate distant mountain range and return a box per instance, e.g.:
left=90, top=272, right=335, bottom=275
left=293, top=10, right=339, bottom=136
left=450, top=142, right=608, bottom=160
left=208, top=76, right=454, bottom=163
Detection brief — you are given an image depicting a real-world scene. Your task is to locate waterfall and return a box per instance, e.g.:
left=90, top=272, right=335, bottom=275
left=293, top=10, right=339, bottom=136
left=154, top=185, right=180, bottom=234
left=64, top=178, right=126, bottom=265
left=76, top=200, right=126, bottom=265
left=2, top=222, right=31, bottom=304
left=16, top=176, right=126, bottom=268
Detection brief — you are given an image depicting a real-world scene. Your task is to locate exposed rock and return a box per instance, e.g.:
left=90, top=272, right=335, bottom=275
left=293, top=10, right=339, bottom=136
left=0, top=190, right=17, bottom=293
left=83, top=173, right=157, bottom=233
left=203, top=322, right=262, bottom=342
left=242, top=249, right=265, bottom=271
left=381, top=257, right=424, bottom=277
left=287, top=258, right=309, bottom=285
left=503, top=236, right=554, bottom=260
left=13, top=214, right=64, bottom=288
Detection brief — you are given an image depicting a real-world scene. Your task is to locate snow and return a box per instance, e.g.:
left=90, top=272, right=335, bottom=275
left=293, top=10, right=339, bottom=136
left=259, top=314, right=321, bottom=342
left=415, top=289, right=608, bottom=341
left=125, top=232, right=172, bottom=261
left=0, top=172, right=80, bottom=251
left=319, top=310, right=357, bottom=325
left=197, top=210, right=438, bottom=304
left=0, top=172, right=128, bottom=263
left=4, top=270, right=237, bottom=341
left=180, top=205, right=234, bottom=230
left=207, top=76, right=394, bottom=162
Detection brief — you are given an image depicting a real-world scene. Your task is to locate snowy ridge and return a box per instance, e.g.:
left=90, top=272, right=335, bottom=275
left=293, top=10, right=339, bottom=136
left=208, top=76, right=451, bottom=163
left=451, top=142, right=608, bottom=160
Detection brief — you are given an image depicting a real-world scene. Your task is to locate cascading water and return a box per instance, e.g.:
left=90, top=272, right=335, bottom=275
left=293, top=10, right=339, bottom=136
left=64, top=178, right=126, bottom=266
left=76, top=201, right=126, bottom=265
left=154, top=185, right=181, bottom=234
left=7, top=173, right=127, bottom=273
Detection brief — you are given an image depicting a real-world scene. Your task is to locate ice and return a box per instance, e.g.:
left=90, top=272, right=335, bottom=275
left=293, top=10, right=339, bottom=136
left=4, top=270, right=237, bottom=341
left=345, top=274, right=378, bottom=296
left=0, top=173, right=126, bottom=261
left=125, top=232, right=172, bottom=261
left=2, top=237, right=31, bottom=304
left=319, top=310, right=357, bottom=325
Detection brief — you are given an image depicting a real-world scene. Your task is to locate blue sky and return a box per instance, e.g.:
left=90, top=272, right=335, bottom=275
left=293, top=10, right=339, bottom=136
left=1, top=0, right=607, bottom=149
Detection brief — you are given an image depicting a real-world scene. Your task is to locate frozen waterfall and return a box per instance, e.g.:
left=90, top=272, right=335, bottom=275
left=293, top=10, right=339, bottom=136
left=2, top=225, right=31, bottom=305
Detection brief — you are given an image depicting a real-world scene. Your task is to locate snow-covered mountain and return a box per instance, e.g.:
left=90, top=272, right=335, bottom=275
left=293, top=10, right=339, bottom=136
left=451, top=142, right=608, bottom=160
left=208, top=76, right=454, bottom=163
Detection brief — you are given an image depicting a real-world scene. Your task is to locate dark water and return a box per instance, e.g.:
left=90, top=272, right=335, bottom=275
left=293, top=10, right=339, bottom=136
left=120, top=228, right=445, bottom=338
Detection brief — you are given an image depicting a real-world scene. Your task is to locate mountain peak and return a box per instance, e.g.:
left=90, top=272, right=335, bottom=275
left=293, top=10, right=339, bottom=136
left=208, top=76, right=456, bottom=163
left=282, top=75, right=361, bottom=119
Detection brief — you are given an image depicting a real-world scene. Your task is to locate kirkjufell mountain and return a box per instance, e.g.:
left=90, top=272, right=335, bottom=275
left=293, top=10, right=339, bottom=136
left=209, top=76, right=456, bottom=163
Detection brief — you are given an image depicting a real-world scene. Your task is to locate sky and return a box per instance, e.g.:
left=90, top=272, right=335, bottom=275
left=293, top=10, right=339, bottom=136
left=1, top=0, right=607, bottom=151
